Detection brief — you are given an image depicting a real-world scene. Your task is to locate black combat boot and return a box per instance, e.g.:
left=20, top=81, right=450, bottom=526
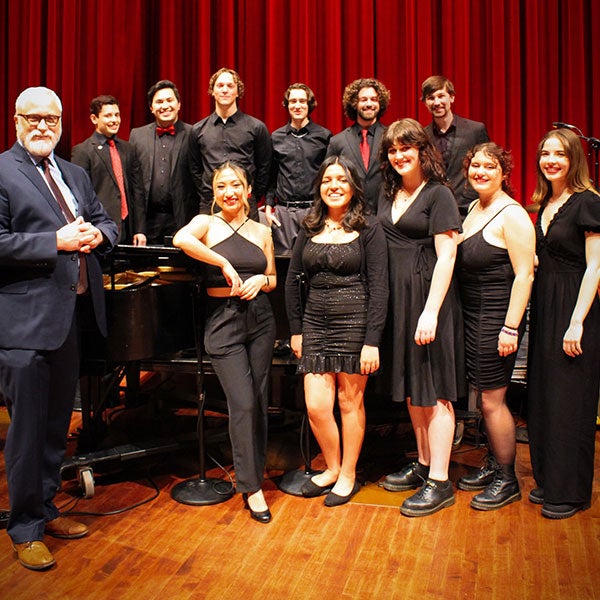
left=470, top=463, right=521, bottom=510
left=400, top=478, right=455, bottom=517
left=457, top=454, right=498, bottom=491
left=382, top=461, right=429, bottom=492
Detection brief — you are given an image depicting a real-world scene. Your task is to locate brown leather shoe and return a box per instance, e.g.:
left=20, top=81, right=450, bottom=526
left=13, top=541, right=56, bottom=570
left=45, top=516, right=89, bottom=539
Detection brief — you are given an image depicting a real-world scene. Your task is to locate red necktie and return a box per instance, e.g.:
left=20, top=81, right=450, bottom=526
left=107, top=139, right=128, bottom=220
left=156, top=125, right=175, bottom=136
left=41, top=158, right=88, bottom=293
left=360, top=129, right=370, bottom=170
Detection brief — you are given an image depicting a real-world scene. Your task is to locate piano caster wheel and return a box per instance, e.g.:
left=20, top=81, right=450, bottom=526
left=78, top=467, right=95, bottom=498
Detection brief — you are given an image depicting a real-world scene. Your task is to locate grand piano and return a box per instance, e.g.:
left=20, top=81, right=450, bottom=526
left=64, top=245, right=298, bottom=493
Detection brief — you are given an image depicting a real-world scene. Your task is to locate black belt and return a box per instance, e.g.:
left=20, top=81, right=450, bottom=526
left=277, top=199, right=312, bottom=209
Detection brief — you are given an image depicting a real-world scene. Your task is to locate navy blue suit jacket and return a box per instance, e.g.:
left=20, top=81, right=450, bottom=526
left=0, top=143, right=118, bottom=350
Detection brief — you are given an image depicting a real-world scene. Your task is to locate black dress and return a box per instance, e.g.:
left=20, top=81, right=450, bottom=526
left=378, top=181, right=466, bottom=407
left=285, top=216, right=389, bottom=375
left=456, top=205, right=524, bottom=389
left=528, top=190, right=600, bottom=505
left=298, top=238, right=366, bottom=373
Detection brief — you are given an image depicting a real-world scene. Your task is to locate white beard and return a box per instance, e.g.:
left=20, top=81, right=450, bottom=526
left=23, top=136, right=57, bottom=157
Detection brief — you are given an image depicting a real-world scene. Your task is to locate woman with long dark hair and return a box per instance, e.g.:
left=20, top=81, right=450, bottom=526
left=285, top=155, right=388, bottom=506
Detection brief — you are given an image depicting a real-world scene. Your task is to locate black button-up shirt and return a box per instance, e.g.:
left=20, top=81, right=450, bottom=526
left=189, top=110, right=272, bottom=209
left=267, top=119, right=332, bottom=206
left=430, top=116, right=457, bottom=169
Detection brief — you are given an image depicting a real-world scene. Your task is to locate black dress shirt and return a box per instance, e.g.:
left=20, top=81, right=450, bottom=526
left=189, top=110, right=272, bottom=209
left=150, top=132, right=175, bottom=212
left=267, top=120, right=332, bottom=207
left=430, top=117, right=457, bottom=169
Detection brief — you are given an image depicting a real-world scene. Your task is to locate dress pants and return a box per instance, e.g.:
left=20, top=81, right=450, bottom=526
left=0, top=312, right=80, bottom=543
left=203, top=293, right=275, bottom=493
left=266, top=205, right=311, bottom=257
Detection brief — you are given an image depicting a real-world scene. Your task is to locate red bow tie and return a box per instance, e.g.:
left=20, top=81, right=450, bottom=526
left=156, top=125, right=175, bottom=136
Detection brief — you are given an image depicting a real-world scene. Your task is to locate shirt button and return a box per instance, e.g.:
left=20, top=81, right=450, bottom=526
left=70, top=284, right=76, bottom=291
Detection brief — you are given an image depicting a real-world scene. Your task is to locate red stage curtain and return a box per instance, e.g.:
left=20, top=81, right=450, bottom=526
left=0, top=0, right=598, bottom=204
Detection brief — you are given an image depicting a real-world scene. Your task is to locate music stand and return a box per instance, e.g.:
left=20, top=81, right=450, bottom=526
left=276, top=410, right=321, bottom=496
left=171, top=282, right=234, bottom=506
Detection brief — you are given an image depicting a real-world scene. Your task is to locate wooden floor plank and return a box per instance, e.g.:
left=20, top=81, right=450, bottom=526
left=0, top=405, right=599, bottom=600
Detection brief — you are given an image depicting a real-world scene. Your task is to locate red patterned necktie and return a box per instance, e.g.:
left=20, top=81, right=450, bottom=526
left=107, top=139, right=128, bottom=220
left=41, top=158, right=88, bottom=293
left=156, top=124, right=176, bottom=136
left=360, top=129, right=370, bottom=170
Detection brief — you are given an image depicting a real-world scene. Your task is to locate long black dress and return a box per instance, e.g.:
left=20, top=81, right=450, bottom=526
left=528, top=190, right=600, bottom=505
left=456, top=205, right=525, bottom=389
left=378, top=181, right=466, bottom=407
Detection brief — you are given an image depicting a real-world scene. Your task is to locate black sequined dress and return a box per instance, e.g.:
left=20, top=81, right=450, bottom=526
left=298, top=238, right=367, bottom=374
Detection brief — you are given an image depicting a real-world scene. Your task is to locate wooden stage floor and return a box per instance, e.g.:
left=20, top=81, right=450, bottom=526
left=0, top=379, right=598, bottom=600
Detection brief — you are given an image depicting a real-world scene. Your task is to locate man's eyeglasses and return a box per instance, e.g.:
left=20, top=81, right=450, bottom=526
left=17, top=114, right=61, bottom=127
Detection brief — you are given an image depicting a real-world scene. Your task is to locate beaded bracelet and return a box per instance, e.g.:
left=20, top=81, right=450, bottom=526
left=501, top=325, right=519, bottom=337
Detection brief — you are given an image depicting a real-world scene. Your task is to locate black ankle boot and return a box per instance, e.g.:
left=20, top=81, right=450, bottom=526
left=457, top=454, right=498, bottom=491
left=382, top=461, right=429, bottom=492
left=400, top=478, right=455, bottom=517
left=470, top=463, right=521, bottom=511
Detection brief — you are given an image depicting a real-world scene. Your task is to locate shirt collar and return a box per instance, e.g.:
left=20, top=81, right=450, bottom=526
left=212, top=109, right=240, bottom=125
left=18, top=141, right=57, bottom=167
left=353, top=122, right=377, bottom=136
left=432, top=115, right=457, bottom=135
left=286, top=119, right=313, bottom=136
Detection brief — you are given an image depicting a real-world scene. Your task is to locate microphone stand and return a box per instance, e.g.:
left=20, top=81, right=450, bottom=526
left=587, top=136, right=600, bottom=192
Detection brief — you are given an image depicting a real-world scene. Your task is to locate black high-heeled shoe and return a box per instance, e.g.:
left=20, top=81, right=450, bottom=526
left=242, top=493, right=272, bottom=524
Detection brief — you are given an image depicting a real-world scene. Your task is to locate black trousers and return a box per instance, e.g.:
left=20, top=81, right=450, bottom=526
left=204, top=294, right=275, bottom=493
left=260, top=205, right=311, bottom=257
left=0, top=312, right=80, bottom=543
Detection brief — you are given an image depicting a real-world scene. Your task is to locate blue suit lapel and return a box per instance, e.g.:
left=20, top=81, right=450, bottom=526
left=11, top=145, right=66, bottom=223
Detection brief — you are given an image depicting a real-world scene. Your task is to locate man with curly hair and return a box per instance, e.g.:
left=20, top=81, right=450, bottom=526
left=326, top=78, right=390, bottom=212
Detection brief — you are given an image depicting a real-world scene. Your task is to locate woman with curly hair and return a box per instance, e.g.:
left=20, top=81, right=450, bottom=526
left=455, top=143, right=535, bottom=511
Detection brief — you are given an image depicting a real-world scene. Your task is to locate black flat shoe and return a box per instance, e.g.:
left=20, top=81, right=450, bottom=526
left=301, top=476, right=334, bottom=498
left=242, top=493, right=272, bottom=524
left=541, top=501, right=590, bottom=520
left=324, top=481, right=361, bottom=507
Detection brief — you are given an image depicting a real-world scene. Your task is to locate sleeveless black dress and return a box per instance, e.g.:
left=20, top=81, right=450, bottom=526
left=456, top=206, right=523, bottom=389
